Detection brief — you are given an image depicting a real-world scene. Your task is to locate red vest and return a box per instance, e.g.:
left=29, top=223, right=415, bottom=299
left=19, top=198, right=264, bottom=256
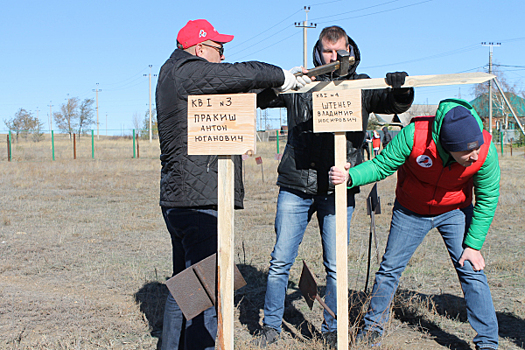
left=396, top=116, right=491, bottom=215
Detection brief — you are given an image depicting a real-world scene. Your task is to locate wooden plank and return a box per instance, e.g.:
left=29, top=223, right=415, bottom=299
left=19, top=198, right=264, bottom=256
left=187, top=93, right=256, bottom=155
left=334, top=132, right=349, bottom=350
left=285, top=72, right=496, bottom=94
left=217, top=156, right=235, bottom=350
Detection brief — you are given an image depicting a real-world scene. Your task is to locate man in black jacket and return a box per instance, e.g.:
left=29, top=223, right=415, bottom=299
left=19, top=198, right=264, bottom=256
left=253, top=26, right=414, bottom=347
left=156, top=19, right=311, bottom=350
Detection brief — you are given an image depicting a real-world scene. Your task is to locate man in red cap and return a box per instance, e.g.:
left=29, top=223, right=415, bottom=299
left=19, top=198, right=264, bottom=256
left=156, top=19, right=311, bottom=350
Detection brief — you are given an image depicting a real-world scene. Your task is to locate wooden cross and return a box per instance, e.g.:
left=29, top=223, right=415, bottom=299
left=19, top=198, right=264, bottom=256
left=187, top=93, right=257, bottom=350
left=303, top=72, right=495, bottom=350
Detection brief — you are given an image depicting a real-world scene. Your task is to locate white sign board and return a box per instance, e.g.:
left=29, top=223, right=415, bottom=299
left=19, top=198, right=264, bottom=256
left=312, top=89, right=362, bottom=133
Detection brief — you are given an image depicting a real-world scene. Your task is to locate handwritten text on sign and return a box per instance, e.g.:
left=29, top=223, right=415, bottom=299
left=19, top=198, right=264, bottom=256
left=187, top=93, right=256, bottom=155
left=312, top=89, right=362, bottom=133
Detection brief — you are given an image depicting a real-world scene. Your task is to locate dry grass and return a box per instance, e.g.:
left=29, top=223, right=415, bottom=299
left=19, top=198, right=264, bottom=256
left=0, top=135, right=524, bottom=349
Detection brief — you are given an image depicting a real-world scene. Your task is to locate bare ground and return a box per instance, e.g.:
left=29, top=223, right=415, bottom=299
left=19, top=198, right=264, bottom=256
left=0, top=137, right=524, bottom=349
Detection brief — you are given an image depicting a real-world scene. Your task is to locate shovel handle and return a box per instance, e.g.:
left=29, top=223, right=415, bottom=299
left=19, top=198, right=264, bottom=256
left=316, top=295, right=337, bottom=320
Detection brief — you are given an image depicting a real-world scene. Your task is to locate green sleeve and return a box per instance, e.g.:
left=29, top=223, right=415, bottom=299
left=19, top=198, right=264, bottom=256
left=348, top=124, right=414, bottom=188
left=464, top=143, right=500, bottom=250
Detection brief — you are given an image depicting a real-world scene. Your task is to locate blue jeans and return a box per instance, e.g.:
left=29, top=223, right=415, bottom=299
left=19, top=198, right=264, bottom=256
left=363, top=201, right=498, bottom=349
left=263, top=187, right=354, bottom=333
left=161, top=207, right=218, bottom=350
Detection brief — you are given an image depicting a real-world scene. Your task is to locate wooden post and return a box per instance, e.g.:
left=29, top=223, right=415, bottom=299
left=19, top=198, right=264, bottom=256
left=91, top=129, right=95, bottom=159
left=255, top=157, right=264, bottom=182
left=312, top=88, right=362, bottom=350
left=51, top=130, right=55, bottom=161
left=187, top=93, right=257, bottom=350
left=7, top=134, right=11, bottom=162
left=74, top=133, right=77, bottom=159
left=334, top=132, right=348, bottom=349
left=217, top=155, right=235, bottom=350
left=136, top=134, right=140, bottom=159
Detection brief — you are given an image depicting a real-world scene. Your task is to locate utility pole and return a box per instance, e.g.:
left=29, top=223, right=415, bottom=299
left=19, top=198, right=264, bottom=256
left=482, top=42, right=501, bottom=137
left=144, top=65, right=157, bottom=143
left=93, top=83, right=102, bottom=140
left=295, top=6, right=317, bottom=68
left=106, top=113, right=108, bottom=136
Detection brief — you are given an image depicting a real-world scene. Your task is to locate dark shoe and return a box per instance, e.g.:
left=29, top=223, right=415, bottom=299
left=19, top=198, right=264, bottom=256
left=355, top=330, right=382, bottom=347
left=251, top=326, right=279, bottom=348
left=322, top=331, right=337, bottom=349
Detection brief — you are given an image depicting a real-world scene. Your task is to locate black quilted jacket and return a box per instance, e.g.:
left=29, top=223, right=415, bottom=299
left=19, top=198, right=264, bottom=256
left=156, top=49, right=285, bottom=209
left=260, top=35, right=414, bottom=195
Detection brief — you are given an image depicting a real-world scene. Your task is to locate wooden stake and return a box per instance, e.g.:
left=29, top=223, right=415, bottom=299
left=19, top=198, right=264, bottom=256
left=334, top=132, right=348, bottom=350
left=7, top=134, right=11, bottom=162
left=136, top=134, right=140, bottom=158
left=217, top=156, right=235, bottom=350
left=73, top=133, right=76, bottom=160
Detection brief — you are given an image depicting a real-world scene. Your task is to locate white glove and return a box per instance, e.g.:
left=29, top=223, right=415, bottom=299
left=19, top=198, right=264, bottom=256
left=278, top=67, right=312, bottom=92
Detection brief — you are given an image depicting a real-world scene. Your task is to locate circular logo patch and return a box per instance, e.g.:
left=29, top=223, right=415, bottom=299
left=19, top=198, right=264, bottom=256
left=416, top=155, right=433, bottom=168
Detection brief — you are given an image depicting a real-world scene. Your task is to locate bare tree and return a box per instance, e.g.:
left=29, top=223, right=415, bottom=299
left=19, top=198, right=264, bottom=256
left=31, top=119, right=45, bottom=142
left=132, top=112, right=142, bottom=135
left=142, top=108, right=158, bottom=139
left=472, top=65, right=518, bottom=119
left=54, top=97, right=79, bottom=138
left=78, top=98, right=95, bottom=137
left=4, top=108, right=41, bottom=142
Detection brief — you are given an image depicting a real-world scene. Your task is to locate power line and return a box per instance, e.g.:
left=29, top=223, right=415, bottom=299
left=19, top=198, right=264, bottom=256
left=230, top=31, right=302, bottom=61
left=310, top=0, right=401, bottom=21
left=314, top=0, right=433, bottom=24
left=493, top=64, right=525, bottom=69
left=309, top=0, right=344, bottom=6
left=103, top=67, right=150, bottom=87
left=228, top=9, right=302, bottom=55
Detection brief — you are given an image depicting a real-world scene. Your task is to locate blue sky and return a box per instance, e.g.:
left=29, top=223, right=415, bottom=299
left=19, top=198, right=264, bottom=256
left=2, top=0, right=524, bottom=133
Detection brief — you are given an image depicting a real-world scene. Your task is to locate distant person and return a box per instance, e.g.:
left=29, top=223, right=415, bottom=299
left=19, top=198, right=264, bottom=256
left=155, top=18, right=311, bottom=350
left=329, top=99, right=500, bottom=350
left=372, top=130, right=381, bottom=156
left=382, top=126, right=392, bottom=148
left=252, top=25, right=414, bottom=348
left=361, top=131, right=372, bottom=160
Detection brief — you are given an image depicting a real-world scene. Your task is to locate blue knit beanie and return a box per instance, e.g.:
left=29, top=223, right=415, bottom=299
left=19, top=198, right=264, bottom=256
left=440, top=106, right=484, bottom=152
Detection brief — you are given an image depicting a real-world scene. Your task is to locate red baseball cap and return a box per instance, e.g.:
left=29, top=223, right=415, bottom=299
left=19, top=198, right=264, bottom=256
left=176, top=19, right=234, bottom=49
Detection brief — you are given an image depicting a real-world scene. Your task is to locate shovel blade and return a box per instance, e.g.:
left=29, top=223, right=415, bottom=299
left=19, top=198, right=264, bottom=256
left=165, top=253, right=247, bottom=321
left=298, top=261, right=318, bottom=310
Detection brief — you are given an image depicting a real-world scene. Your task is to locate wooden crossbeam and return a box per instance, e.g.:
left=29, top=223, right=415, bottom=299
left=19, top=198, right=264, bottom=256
left=284, top=72, right=496, bottom=94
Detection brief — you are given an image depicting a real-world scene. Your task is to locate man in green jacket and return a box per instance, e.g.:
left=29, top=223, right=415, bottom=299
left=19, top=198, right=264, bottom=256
left=330, top=99, right=499, bottom=350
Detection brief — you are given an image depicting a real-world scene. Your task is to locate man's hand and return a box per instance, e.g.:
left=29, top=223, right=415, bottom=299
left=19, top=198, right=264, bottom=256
left=458, top=247, right=486, bottom=271
left=289, top=66, right=314, bottom=87
left=329, top=163, right=351, bottom=185
left=385, top=72, right=408, bottom=89
left=278, top=67, right=312, bottom=92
